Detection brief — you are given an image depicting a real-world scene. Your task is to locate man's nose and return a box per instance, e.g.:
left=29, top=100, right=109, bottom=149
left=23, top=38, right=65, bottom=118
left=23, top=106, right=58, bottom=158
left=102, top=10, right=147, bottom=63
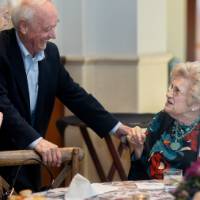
left=48, top=28, right=56, bottom=39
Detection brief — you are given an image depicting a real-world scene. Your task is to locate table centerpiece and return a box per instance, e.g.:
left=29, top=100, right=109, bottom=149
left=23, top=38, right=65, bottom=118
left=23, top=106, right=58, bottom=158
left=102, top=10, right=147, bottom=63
left=173, top=160, right=200, bottom=200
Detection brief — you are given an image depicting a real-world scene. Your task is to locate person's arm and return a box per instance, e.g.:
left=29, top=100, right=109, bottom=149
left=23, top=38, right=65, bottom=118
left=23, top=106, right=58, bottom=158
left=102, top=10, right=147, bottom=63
left=0, top=112, right=3, bottom=127
left=0, top=84, right=41, bottom=148
left=48, top=43, right=118, bottom=137
left=0, top=70, right=62, bottom=167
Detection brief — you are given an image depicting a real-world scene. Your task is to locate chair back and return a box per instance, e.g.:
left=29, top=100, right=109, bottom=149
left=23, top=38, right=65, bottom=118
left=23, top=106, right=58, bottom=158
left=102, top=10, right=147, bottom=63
left=0, top=147, right=84, bottom=196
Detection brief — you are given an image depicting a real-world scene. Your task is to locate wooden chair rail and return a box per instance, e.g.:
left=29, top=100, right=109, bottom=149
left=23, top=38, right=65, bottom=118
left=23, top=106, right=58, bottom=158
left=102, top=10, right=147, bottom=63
left=0, top=147, right=84, bottom=167
left=0, top=147, right=84, bottom=195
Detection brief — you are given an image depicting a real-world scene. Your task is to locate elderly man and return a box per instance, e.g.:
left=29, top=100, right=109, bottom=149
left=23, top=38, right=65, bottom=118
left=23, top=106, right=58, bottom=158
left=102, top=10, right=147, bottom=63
left=0, top=0, right=133, bottom=192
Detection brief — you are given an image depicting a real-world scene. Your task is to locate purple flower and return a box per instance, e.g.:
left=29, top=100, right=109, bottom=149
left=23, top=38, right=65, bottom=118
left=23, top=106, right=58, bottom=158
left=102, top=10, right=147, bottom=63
left=185, top=160, right=200, bottom=179
left=173, top=160, right=200, bottom=199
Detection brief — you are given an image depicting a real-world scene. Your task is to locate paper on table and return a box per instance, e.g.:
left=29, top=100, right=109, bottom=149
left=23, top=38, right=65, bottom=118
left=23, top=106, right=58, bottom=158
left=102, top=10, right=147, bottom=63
left=135, top=182, right=164, bottom=190
left=65, top=174, right=118, bottom=200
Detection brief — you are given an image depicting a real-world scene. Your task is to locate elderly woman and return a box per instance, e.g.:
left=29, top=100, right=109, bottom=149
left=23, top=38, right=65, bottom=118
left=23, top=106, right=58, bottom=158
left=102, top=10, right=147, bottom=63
left=128, top=61, right=200, bottom=180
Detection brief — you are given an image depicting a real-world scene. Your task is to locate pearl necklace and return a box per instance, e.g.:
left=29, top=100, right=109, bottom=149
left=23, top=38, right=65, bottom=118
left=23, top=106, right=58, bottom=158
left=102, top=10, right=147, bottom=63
left=170, top=119, right=200, bottom=151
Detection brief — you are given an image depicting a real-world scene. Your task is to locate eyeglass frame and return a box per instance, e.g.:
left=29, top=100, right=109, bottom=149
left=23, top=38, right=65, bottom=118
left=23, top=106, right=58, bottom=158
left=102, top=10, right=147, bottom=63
left=167, top=83, right=186, bottom=97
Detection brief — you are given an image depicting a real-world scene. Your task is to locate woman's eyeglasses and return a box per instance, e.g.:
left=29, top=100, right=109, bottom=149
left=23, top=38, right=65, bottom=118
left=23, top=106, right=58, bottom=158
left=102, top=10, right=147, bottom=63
left=167, top=84, right=185, bottom=97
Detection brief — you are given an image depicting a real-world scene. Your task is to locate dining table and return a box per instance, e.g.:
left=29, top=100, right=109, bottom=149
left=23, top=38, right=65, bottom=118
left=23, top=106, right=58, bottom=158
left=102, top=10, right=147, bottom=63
left=40, top=179, right=175, bottom=200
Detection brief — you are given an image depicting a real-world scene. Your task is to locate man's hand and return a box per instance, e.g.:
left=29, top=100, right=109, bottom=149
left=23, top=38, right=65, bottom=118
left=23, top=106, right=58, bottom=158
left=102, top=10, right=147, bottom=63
left=0, top=112, right=3, bottom=127
left=115, top=124, right=132, bottom=138
left=34, top=139, right=62, bottom=167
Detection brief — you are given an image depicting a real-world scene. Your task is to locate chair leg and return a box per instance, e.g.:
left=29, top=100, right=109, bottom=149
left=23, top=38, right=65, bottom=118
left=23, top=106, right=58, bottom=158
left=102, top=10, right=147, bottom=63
left=0, top=176, right=14, bottom=198
left=71, top=148, right=79, bottom=177
left=51, top=163, right=71, bottom=188
left=51, top=148, right=80, bottom=188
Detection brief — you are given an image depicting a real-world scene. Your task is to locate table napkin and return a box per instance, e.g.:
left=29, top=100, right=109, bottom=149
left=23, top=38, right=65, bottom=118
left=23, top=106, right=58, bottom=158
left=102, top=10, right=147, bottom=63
left=65, top=173, right=118, bottom=200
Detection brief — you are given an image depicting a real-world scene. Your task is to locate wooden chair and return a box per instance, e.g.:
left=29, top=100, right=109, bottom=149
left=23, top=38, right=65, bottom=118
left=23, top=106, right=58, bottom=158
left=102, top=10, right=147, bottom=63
left=0, top=147, right=84, bottom=197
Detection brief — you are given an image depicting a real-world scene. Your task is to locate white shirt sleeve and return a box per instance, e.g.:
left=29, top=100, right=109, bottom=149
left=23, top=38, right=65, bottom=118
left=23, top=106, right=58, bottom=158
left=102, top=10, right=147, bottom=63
left=28, top=137, right=43, bottom=149
left=109, top=121, right=122, bottom=134
left=110, top=122, right=127, bottom=143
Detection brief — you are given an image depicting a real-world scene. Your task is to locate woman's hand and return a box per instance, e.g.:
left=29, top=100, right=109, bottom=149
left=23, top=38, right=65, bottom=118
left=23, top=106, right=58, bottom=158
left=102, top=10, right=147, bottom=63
left=127, top=126, right=147, bottom=159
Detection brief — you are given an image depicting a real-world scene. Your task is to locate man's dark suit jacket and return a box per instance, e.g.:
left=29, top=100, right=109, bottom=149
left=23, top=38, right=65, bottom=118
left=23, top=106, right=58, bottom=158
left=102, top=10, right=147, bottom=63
left=0, top=28, right=118, bottom=191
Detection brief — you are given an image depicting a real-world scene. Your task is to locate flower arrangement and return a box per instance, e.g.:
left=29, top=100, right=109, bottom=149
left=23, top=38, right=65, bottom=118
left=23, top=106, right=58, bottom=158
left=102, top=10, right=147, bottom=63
left=173, top=160, right=200, bottom=200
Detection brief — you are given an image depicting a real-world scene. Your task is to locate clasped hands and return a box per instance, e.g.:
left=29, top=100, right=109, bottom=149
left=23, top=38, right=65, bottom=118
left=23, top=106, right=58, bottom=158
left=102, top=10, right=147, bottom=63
left=116, top=124, right=147, bottom=159
left=116, top=124, right=146, bottom=146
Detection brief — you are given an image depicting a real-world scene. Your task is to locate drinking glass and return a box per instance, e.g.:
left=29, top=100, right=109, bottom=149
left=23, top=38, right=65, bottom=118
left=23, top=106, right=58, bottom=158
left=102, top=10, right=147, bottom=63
left=163, top=168, right=183, bottom=190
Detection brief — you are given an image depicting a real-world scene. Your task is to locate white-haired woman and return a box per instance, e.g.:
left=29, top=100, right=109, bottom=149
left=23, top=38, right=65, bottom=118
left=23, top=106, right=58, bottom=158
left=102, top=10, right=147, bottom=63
left=128, top=61, right=200, bottom=180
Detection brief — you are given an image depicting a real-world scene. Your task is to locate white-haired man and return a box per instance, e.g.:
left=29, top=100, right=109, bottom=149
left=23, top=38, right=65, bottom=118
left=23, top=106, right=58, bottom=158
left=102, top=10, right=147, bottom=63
left=0, top=0, right=133, bottom=191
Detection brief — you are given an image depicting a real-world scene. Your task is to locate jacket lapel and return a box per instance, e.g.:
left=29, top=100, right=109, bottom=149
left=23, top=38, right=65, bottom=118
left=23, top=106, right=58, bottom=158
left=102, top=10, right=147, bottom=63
left=9, top=30, right=30, bottom=114
left=34, top=57, right=47, bottom=127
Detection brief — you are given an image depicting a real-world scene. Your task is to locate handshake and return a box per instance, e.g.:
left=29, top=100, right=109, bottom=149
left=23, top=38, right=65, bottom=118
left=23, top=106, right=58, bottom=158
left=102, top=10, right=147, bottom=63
left=116, top=124, right=147, bottom=146
left=116, top=124, right=147, bottom=159
left=127, top=126, right=147, bottom=146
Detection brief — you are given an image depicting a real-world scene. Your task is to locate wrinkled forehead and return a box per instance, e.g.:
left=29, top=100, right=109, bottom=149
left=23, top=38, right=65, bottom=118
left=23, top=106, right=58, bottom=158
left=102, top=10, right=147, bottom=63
left=30, top=2, right=58, bottom=26
left=171, top=76, right=192, bottom=92
left=31, top=1, right=58, bottom=20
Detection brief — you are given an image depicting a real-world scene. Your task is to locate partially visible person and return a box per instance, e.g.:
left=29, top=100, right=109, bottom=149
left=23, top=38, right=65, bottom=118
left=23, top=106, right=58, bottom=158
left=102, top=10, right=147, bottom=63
left=0, top=112, right=3, bottom=127
left=0, top=0, right=132, bottom=192
left=128, top=61, right=200, bottom=180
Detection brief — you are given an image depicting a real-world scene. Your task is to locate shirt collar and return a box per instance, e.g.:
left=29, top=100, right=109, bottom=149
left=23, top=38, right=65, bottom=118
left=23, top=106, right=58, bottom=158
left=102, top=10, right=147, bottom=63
left=15, top=31, right=45, bottom=61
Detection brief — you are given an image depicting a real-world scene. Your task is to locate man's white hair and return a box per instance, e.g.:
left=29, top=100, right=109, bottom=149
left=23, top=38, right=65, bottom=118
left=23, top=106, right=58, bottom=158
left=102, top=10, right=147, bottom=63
left=11, top=0, right=48, bottom=29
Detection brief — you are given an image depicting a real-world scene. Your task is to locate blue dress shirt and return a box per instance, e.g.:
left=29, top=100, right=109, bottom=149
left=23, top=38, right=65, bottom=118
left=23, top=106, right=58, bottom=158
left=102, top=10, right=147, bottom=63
left=16, top=32, right=44, bottom=148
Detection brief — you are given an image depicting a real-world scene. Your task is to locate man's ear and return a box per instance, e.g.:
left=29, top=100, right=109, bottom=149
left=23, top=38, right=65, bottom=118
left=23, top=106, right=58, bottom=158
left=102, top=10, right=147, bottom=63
left=18, top=20, right=28, bottom=35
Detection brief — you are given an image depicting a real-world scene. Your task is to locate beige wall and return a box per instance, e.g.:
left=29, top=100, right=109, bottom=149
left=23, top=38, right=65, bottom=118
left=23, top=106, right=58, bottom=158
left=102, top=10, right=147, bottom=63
left=137, top=53, right=171, bottom=112
left=167, top=0, right=187, bottom=62
left=137, top=0, right=167, bottom=54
